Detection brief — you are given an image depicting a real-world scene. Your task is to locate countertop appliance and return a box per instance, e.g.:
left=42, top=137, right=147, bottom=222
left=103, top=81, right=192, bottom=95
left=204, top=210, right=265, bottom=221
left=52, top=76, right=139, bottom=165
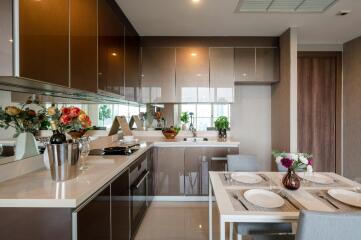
left=89, top=144, right=140, bottom=156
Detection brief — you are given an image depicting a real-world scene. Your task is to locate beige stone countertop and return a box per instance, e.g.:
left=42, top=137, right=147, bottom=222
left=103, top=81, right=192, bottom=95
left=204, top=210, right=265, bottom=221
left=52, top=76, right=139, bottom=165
left=0, top=142, right=152, bottom=208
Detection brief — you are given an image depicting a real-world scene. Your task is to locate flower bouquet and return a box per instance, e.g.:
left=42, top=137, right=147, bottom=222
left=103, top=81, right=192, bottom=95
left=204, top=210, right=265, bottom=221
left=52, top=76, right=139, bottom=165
left=273, top=151, right=313, bottom=190
left=47, top=106, right=92, bottom=140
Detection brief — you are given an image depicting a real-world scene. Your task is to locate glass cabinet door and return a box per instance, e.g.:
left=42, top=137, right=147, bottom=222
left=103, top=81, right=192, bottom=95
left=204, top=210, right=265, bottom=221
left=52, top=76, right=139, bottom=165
left=19, top=0, right=69, bottom=86
left=176, top=47, right=209, bottom=102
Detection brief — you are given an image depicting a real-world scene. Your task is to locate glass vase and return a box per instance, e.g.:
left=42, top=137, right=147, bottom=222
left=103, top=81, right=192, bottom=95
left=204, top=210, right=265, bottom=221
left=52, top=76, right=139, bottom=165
left=282, top=168, right=301, bottom=190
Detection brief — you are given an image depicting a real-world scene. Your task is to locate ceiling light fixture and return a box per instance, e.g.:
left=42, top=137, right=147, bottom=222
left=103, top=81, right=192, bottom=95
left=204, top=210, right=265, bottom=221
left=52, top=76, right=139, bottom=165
left=111, top=52, right=117, bottom=56
left=192, top=0, right=200, bottom=3
left=191, top=52, right=197, bottom=57
left=337, top=10, right=351, bottom=16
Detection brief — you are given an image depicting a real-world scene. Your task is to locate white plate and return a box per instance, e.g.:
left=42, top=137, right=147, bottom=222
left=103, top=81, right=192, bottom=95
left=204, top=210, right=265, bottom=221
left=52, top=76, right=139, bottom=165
left=298, top=172, right=334, bottom=184
left=328, top=189, right=361, bottom=208
left=230, top=173, right=263, bottom=184
left=244, top=189, right=285, bottom=209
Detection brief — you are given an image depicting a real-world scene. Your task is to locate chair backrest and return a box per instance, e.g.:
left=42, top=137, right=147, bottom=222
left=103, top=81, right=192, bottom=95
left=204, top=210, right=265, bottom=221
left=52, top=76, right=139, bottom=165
left=296, top=211, right=361, bottom=240
left=227, top=154, right=259, bottom=172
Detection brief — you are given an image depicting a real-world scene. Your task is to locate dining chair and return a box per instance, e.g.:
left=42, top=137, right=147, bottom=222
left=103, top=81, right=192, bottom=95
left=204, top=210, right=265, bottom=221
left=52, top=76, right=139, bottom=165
left=226, top=154, right=292, bottom=240
left=252, top=210, right=361, bottom=240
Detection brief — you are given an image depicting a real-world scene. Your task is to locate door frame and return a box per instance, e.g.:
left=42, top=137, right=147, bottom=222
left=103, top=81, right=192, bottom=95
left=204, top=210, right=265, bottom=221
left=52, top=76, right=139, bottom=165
left=297, top=51, right=342, bottom=174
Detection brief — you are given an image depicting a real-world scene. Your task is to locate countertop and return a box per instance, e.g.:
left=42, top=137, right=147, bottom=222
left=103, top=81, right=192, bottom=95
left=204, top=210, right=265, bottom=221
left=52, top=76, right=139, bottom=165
left=0, top=138, right=240, bottom=208
left=0, top=142, right=152, bottom=208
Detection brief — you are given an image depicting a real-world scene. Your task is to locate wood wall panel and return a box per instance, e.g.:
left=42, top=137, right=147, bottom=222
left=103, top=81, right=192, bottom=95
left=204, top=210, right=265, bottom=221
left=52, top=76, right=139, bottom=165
left=297, top=52, right=341, bottom=172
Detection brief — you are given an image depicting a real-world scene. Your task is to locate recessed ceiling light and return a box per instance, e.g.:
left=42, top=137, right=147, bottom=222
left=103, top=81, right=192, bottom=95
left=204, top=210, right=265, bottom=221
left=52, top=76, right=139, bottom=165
left=192, top=0, right=200, bottom=3
left=337, top=10, right=351, bottom=16
left=112, top=52, right=117, bottom=56
left=191, top=52, right=197, bottom=57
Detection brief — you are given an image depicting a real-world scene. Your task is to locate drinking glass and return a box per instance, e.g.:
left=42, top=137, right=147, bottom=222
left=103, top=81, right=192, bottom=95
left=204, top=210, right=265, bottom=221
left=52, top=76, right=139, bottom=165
left=79, top=137, right=90, bottom=171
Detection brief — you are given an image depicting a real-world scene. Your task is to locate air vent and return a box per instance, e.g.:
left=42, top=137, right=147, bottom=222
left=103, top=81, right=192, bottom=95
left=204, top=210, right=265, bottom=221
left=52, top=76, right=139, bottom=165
left=236, top=0, right=338, bottom=13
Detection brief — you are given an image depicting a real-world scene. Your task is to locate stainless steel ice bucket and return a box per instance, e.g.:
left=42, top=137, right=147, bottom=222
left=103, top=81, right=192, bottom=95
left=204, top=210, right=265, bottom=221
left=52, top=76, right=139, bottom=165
left=46, top=143, right=80, bottom=181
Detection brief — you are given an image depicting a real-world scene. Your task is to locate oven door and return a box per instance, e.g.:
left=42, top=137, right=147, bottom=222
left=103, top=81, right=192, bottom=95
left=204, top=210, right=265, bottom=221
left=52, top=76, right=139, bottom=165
left=130, top=169, right=149, bottom=237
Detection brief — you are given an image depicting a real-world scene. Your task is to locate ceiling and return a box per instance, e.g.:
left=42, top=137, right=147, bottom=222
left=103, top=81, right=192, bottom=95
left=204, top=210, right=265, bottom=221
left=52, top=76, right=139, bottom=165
left=116, top=0, right=361, bottom=44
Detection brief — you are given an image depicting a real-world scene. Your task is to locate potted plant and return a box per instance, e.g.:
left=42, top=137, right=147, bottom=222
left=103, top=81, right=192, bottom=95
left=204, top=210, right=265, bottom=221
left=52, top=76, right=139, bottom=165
left=0, top=101, right=46, bottom=160
left=98, top=105, right=111, bottom=127
left=214, top=116, right=229, bottom=141
left=273, top=151, right=313, bottom=190
left=180, top=112, right=190, bottom=130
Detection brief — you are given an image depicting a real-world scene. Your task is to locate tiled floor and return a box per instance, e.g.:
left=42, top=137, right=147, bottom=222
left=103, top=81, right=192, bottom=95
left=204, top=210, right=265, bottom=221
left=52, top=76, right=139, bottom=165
left=134, top=201, right=231, bottom=240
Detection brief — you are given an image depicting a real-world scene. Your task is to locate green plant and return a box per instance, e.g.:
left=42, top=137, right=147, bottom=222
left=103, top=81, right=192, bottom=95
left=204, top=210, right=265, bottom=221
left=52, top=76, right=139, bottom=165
left=214, top=116, right=229, bottom=130
left=180, top=112, right=190, bottom=124
left=98, top=105, right=111, bottom=126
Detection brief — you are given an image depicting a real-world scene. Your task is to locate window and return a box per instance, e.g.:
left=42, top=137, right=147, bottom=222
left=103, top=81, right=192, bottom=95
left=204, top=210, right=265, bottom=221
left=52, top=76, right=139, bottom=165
left=178, top=103, right=231, bottom=131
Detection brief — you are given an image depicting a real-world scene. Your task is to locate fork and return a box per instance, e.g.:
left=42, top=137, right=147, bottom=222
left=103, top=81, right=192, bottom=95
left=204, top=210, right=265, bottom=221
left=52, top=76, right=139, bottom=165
left=318, top=194, right=340, bottom=209
left=232, top=193, right=249, bottom=210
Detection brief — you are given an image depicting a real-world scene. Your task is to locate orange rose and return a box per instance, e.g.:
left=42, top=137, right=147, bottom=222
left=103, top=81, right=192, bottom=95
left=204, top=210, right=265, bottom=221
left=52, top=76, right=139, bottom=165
left=78, top=113, right=88, bottom=122
left=69, top=107, right=81, bottom=118
left=5, top=106, right=21, bottom=116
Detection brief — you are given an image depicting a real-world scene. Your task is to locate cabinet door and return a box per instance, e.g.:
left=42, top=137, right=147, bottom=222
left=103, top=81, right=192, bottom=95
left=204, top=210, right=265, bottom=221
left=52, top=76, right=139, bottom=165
left=210, top=48, right=235, bottom=103
left=70, top=0, right=98, bottom=92
left=210, top=147, right=239, bottom=171
left=125, top=28, right=140, bottom=102
left=98, top=0, right=125, bottom=96
left=141, top=47, right=176, bottom=103
left=147, top=148, right=155, bottom=201
left=256, top=48, right=279, bottom=83
left=19, top=0, right=69, bottom=86
left=77, top=186, right=111, bottom=240
left=184, top=148, right=209, bottom=196
left=234, top=48, right=256, bottom=83
left=111, top=169, right=130, bottom=240
left=154, top=147, right=184, bottom=195
left=0, top=0, right=13, bottom=76
left=176, top=47, right=209, bottom=102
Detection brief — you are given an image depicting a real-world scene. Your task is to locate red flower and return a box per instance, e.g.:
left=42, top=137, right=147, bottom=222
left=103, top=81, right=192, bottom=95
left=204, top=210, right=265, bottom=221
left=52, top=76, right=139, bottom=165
left=61, top=107, right=71, bottom=115
left=69, top=107, right=81, bottom=118
left=60, top=114, right=72, bottom=125
left=281, top=158, right=294, bottom=169
left=308, top=158, right=313, bottom=166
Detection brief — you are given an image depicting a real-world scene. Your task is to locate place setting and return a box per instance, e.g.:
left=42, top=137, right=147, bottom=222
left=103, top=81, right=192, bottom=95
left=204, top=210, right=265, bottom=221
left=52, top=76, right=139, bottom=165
left=221, top=172, right=271, bottom=187
left=227, top=188, right=303, bottom=212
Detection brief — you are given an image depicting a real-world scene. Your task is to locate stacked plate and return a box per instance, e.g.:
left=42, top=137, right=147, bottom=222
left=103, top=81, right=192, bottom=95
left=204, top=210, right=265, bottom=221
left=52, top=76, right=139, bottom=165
left=244, top=189, right=285, bottom=208
left=230, top=172, right=263, bottom=184
left=328, top=189, right=361, bottom=208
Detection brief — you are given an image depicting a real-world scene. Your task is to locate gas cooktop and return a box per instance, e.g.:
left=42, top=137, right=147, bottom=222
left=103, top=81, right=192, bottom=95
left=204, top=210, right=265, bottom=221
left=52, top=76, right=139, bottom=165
left=89, top=144, right=140, bottom=156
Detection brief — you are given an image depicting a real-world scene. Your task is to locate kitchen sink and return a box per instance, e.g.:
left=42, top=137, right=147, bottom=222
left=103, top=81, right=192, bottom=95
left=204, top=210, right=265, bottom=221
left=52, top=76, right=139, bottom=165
left=183, top=137, right=208, bottom=142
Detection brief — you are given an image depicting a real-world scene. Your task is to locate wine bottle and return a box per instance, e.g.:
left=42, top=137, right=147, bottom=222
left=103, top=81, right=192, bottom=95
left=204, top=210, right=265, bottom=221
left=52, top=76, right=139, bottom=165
left=49, top=121, right=66, bottom=144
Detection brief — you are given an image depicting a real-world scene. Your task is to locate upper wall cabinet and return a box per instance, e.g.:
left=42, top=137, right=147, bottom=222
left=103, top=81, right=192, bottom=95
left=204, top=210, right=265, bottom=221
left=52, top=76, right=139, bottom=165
left=141, top=47, right=176, bottom=103
left=235, top=48, right=279, bottom=83
left=175, top=48, right=210, bottom=103
left=209, top=48, right=234, bottom=103
left=70, top=0, right=98, bottom=92
left=0, top=0, right=13, bottom=76
left=125, top=28, right=140, bottom=102
left=98, top=0, right=125, bottom=96
left=19, top=0, right=70, bottom=87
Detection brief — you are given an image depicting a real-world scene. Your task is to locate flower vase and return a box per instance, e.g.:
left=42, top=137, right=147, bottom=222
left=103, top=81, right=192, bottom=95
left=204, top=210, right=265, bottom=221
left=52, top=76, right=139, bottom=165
left=282, top=169, right=301, bottom=190
left=218, top=129, right=227, bottom=141
left=15, top=132, right=39, bottom=160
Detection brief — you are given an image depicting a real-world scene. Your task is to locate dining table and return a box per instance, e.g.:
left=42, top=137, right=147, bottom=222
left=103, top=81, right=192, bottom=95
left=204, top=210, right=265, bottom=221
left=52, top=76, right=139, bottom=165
left=208, top=171, right=361, bottom=240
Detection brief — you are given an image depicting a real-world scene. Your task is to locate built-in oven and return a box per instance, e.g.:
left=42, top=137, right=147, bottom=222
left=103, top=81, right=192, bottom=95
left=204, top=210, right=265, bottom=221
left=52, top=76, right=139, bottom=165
left=129, top=153, right=149, bottom=238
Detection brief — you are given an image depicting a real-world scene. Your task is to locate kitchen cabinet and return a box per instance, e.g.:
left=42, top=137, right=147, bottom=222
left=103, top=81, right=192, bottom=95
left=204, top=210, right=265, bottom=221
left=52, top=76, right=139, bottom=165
left=111, top=169, right=130, bottom=240
left=210, top=48, right=235, bottom=103
left=19, top=0, right=70, bottom=87
left=125, top=28, right=141, bottom=102
left=235, top=47, right=279, bottom=83
left=147, top=147, right=155, bottom=202
left=0, top=0, right=13, bottom=76
left=77, top=186, right=111, bottom=240
left=154, top=147, right=185, bottom=195
left=176, top=47, right=210, bottom=102
left=141, top=47, right=176, bottom=103
left=70, top=0, right=98, bottom=92
left=210, top=147, right=239, bottom=171
left=184, top=148, right=210, bottom=196
left=98, top=0, right=125, bottom=96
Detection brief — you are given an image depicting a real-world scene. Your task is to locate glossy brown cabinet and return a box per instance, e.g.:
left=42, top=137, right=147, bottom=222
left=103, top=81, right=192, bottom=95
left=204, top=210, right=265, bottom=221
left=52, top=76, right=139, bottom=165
left=70, top=0, right=98, bottom=92
left=19, top=0, right=70, bottom=86
left=235, top=47, right=279, bottom=83
left=176, top=47, right=210, bottom=102
left=141, top=47, right=176, bottom=103
left=0, top=0, right=13, bottom=76
left=98, top=0, right=125, bottom=96
left=209, top=48, right=235, bottom=103
left=209, top=147, right=239, bottom=172
left=154, top=147, right=185, bottom=195
left=125, top=28, right=140, bottom=102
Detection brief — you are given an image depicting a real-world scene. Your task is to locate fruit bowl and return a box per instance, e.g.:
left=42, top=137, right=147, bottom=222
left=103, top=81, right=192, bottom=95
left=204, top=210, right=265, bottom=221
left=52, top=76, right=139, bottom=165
left=162, top=127, right=180, bottom=139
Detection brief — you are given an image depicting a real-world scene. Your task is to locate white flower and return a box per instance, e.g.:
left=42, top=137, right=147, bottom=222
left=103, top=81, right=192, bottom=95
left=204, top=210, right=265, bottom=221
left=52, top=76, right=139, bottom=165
left=288, top=153, right=298, bottom=161
left=275, top=156, right=283, bottom=164
left=307, top=165, right=313, bottom=173
left=299, top=156, right=309, bottom=165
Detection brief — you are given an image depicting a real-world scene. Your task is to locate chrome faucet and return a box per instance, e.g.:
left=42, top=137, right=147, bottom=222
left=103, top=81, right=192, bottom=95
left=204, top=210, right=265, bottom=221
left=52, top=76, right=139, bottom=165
left=188, top=112, right=197, bottom=137
left=191, top=127, right=197, bottom=138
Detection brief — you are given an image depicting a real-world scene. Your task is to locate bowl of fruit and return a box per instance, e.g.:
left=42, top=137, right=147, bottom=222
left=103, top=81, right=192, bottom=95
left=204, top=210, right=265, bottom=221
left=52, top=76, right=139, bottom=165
left=162, top=126, right=181, bottom=139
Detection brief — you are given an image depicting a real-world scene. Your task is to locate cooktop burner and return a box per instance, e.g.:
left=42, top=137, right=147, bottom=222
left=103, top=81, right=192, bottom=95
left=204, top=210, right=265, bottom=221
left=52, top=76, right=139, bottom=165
left=89, top=144, right=140, bottom=156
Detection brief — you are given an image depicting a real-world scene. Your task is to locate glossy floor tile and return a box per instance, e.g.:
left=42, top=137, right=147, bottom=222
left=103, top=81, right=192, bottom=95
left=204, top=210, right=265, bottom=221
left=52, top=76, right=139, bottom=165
left=134, top=201, right=231, bottom=240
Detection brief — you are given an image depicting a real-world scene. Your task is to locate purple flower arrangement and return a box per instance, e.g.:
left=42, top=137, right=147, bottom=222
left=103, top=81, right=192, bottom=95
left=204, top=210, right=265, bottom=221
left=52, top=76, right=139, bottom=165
left=273, top=151, right=313, bottom=172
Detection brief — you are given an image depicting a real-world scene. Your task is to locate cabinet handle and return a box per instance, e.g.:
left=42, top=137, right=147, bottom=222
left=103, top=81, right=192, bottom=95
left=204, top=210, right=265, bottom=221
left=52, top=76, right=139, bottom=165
left=132, top=170, right=150, bottom=190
